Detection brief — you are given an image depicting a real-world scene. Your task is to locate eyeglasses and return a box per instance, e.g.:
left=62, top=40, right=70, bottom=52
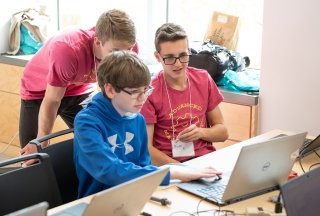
left=161, top=54, right=191, bottom=65
left=120, top=86, right=154, bottom=99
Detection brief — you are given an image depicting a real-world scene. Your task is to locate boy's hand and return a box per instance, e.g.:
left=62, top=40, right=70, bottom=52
left=166, top=164, right=222, bottom=182
left=176, top=124, right=203, bottom=142
left=20, top=143, right=39, bottom=167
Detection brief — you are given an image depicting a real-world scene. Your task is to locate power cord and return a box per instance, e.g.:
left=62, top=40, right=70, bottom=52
left=298, top=149, right=320, bottom=173
left=274, top=192, right=282, bottom=214
left=168, top=193, right=245, bottom=215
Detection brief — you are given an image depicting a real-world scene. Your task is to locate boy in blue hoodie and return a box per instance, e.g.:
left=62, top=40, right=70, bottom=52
left=74, top=50, right=221, bottom=198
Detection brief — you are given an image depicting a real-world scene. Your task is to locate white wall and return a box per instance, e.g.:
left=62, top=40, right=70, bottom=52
left=259, top=0, right=320, bottom=136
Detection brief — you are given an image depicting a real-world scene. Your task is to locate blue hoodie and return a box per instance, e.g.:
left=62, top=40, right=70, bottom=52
left=74, top=92, right=170, bottom=198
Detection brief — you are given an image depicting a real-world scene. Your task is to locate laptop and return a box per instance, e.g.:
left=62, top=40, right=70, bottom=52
left=280, top=166, right=320, bottom=216
left=270, top=133, right=320, bottom=158
left=299, top=134, right=320, bottom=158
left=4, top=202, right=48, bottom=216
left=52, top=168, right=169, bottom=216
left=176, top=132, right=307, bottom=206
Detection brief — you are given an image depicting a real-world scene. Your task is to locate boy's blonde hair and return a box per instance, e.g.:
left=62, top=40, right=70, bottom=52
left=97, top=50, right=150, bottom=94
left=96, top=9, right=136, bottom=45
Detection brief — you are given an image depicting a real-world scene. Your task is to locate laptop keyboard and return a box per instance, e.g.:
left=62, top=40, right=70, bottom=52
left=300, top=138, right=313, bottom=150
left=197, top=184, right=226, bottom=201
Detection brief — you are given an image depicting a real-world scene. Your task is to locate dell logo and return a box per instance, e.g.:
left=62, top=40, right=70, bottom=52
left=113, top=203, right=125, bottom=214
left=262, top=162, right=271, bottom=171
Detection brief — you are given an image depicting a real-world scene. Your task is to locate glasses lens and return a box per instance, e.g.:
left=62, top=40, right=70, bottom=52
left=163, top=57, right=176, bottom=65
left=179, top=55, right=190, bottom=63
left=129, top=86, right=154, bottom=99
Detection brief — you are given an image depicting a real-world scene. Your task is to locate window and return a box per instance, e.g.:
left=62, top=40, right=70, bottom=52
left=57, top=0, right=167, bottom=64
left=40, top=0, right=263, bottom=68
left=167, top=0, right=263, bottom=68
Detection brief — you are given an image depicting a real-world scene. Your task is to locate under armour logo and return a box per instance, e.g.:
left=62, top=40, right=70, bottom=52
left=107, top=132, right=134, bottom=155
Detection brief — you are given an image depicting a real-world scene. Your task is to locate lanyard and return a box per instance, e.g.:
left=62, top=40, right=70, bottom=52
left=163, top=73, right=192, bottom=140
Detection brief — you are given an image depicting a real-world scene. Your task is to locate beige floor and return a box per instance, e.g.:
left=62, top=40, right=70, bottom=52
left=0, top=142, right=20, bottom=159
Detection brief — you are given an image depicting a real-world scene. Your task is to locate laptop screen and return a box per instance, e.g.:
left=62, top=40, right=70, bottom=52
left=281, top=166, right=320, bottom=216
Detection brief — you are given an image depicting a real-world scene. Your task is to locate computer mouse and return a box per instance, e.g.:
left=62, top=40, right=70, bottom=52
left=199, top=175, right=222, bottom=183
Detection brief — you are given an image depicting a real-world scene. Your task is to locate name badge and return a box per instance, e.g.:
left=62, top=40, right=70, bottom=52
left=172, top=139, right=195, bottom=157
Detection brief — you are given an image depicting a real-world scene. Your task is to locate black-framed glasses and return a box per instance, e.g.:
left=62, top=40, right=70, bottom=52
left=121, top=86, right=154, bottom=99
left=161, top=54, right=191, bottom=65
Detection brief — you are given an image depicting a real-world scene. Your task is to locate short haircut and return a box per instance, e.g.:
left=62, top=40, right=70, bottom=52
left=97, top=50, right=151, bottom=94
left=95, top=9, right=136, bottom=45
left=154, top=23, right=188, bottom=52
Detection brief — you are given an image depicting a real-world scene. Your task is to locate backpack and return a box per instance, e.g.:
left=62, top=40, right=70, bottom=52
left=7, top=8, right=49, bottom=55
left=189, top=40, right=250, bottom=82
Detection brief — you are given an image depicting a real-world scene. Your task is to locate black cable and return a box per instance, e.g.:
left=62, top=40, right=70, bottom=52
left=298, top=156, right=306, bottom=173
left=309, top=162, right=320, bottom=171
left=274, top=191, right=283, bottom=213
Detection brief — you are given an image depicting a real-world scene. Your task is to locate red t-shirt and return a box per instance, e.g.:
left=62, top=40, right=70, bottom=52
left=20, top=27, right=97, bottom=100
left=141, top=67, right=224, bottom=162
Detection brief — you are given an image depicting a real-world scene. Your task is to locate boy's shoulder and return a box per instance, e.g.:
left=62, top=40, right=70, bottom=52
left=150, top=71, right=164, bottom=86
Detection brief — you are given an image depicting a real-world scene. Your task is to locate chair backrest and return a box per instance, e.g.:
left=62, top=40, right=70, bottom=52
left=30, top=129, right=78, bottom=204
left=0, top=153, right=62, bottom=215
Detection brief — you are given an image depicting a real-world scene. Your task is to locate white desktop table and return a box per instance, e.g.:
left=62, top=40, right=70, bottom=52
left=48, top=130, right=318, bottom=216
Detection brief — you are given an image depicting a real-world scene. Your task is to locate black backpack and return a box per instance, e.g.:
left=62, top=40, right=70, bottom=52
left=189, top=41, right=250, bottom=83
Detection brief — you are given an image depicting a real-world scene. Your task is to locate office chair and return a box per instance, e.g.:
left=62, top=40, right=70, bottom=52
left=0, top=153, right=62, bottom=215
left=29, top=128, right=78, bottom=204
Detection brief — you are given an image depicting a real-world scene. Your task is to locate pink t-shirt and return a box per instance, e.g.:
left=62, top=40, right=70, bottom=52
left=141, top=67, right=224, bottom=162
left=20, top=27, right=97, bottom=100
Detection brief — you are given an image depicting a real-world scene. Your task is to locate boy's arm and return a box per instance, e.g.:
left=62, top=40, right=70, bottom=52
left=177, top=106, right=229, bottom=143
left=20, top=85, right=66, bottom=166
left=146, top=124, right=180, bottom=166
left=37, top=85, right=67, bottom=142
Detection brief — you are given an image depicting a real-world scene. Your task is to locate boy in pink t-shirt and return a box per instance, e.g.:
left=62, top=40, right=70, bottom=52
left=141, top=23, right=229, bottom=166
left=20, top=9, right=138, bottom=166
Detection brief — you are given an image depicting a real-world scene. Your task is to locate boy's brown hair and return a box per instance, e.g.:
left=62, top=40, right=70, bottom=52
left=96, top=9, right=136, bottom=45
left=97, top=50, right=150, bottom=94
left=154, top=23, right=188, bottom=52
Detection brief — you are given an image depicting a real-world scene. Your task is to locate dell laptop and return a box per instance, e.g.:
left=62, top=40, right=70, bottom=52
left=52, top=168, right=169, bottom=216
left=177, top=132, right=307, bottom=206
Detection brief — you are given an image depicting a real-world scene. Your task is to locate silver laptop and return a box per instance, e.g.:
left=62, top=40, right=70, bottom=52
left=4, top=202, right=48, bottom=216
left=52, top=168, right=169, bottom=216
left=280, top=166, right=320, bottom=216
left=177, top=132, right=307, bottom=206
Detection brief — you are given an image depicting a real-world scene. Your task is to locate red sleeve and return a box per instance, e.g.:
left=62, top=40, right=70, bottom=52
left=207, top=73, right=224, bottom=112
left=47, top=42, right=78, bottom=87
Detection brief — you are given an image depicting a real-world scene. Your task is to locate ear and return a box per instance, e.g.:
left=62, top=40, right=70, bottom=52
left=154, top=51, right=161, bottom=63
left=104, top=83, right=115, bottom=99
left=94, top=36, right=101, bottom=47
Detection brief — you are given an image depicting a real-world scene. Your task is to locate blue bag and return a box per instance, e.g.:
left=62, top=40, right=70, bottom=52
left=217, top=68, right=260, bottom=92
left=20, top=24, right=43, bottom=54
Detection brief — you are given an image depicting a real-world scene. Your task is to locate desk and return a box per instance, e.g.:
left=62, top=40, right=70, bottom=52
left=48, top=130, right=319, bottom=216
